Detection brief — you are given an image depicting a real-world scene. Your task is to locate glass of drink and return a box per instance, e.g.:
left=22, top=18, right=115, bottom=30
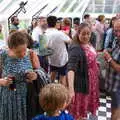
left=8, top=75, right=16, bottom=91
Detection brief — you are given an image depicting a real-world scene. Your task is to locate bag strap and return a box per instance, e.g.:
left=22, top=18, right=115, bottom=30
left=27, top=49, right=40, bottom=69
left=0, top=50, right=7, bottom=77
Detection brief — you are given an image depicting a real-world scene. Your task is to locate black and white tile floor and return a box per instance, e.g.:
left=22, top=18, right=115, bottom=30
left=97, top=93, right=111, bottom=120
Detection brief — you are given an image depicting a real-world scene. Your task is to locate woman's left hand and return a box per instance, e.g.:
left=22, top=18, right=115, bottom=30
left=26, top=71, right=37, bottom=82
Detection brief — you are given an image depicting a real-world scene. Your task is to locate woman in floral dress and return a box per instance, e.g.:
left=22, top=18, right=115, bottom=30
left=0, top=31, right=40, bottom=120
left=67, top=23, right=99, bottom=120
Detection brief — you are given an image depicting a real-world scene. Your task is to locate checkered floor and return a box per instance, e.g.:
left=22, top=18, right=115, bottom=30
left=97, top=93, right=111, bottom=120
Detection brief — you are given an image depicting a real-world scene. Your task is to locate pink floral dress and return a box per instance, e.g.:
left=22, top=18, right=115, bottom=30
left=69, top=44, right=99, bottom=119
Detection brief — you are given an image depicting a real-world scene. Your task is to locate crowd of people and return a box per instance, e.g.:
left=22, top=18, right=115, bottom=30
left=0, top=14, right=120, bottom=120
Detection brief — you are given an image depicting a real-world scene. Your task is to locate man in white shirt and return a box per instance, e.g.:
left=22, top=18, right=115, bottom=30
left=32, top=17, right=48, bottom=71
left=32, top=17, right=47, bottom=42
left=45, top=16, right=71, bottom=85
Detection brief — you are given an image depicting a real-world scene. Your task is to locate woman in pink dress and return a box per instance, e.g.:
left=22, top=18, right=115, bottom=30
left=67, top=23, right=99, bottom=120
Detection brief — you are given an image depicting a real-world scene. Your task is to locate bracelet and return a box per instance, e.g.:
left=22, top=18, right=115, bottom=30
left=107, top=57, right=112, bottom=63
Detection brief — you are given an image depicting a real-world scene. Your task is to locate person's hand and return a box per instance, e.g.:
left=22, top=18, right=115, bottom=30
left=103, top=50, right=112, bottom=61
left=0, top=77, right=13, bottom=86
left=25, top=71, right=37, bottom=82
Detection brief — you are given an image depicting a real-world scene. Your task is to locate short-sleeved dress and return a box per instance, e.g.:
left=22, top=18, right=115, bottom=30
left=0, top=50, right=33, bottom=120
left=69, top=44, right=99, bottom=119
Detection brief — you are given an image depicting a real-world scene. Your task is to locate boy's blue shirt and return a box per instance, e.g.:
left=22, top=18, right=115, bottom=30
left=32, top=111, right=74, bottom=120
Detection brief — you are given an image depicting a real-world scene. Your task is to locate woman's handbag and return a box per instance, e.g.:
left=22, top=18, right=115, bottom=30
left=27, top=50, right=51, bottom=120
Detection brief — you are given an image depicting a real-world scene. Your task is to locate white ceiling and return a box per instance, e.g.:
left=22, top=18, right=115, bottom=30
left=0, top=0, right=120, bottom=21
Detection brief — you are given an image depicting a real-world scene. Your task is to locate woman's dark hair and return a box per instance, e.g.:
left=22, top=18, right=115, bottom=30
left=47, top=16, right=57, bottom=28
left=73, top=23, right=90, bottom=44
left=8, top=31, right=28, bottom=49
left=109, top=17, right=117, bottom=28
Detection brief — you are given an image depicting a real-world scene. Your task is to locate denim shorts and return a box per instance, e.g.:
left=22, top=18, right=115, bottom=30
left=111, top=89, right=120, bottom=108
left=50, top=64, right=67, bottom=76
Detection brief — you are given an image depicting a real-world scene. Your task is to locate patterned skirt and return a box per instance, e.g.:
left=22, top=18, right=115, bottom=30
left=0, top=83, right=27, bottom=120
left=68, top=68, right=100, bottom=119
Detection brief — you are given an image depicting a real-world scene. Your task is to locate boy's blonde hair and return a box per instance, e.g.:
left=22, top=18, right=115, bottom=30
left=39, top=83, right=69, bottom=115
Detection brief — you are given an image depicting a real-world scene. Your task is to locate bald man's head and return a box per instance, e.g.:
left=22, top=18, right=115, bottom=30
left=114, top=19, right=120, bottom=39
left=114, top=19, right=120, bottom=27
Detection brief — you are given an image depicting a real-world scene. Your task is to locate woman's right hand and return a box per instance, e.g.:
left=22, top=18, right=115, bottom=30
left=0, top=78, right=13, bottom=86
